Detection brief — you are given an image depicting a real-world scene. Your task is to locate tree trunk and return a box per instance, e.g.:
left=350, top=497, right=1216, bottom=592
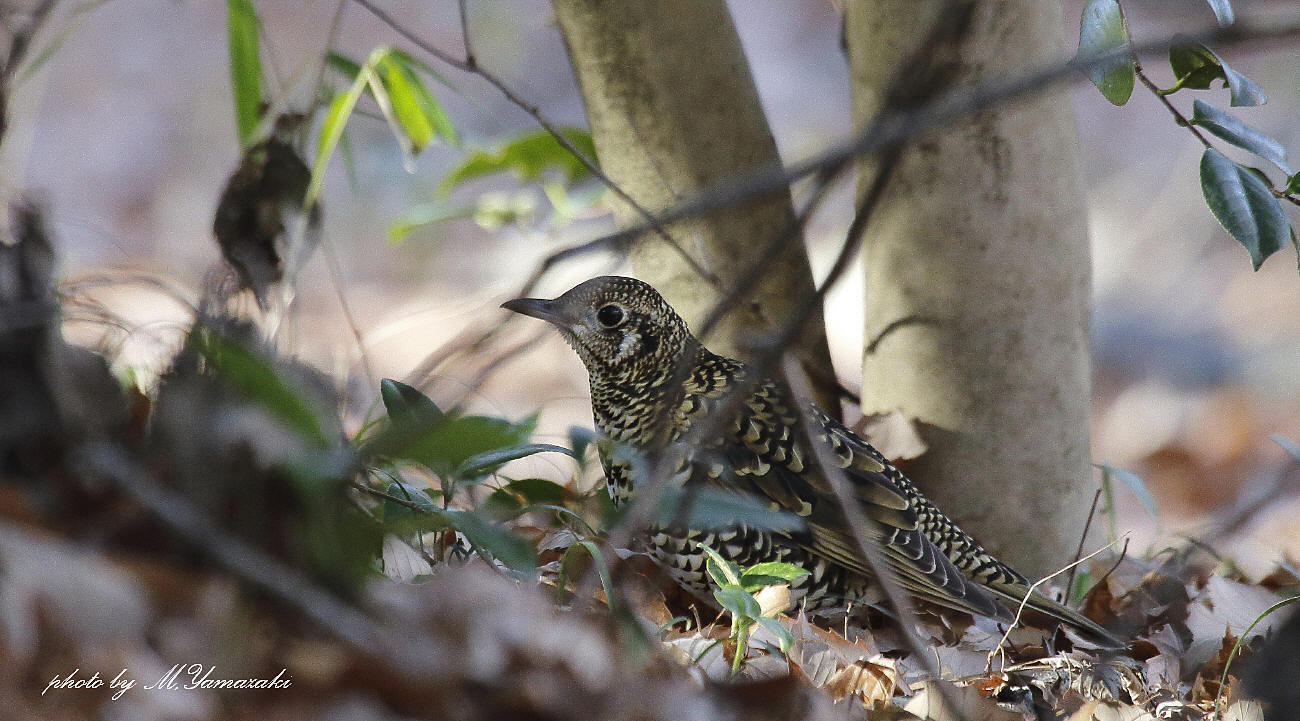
left=552, top=0, right=839, bottom=412
left=846, top=0, right=1093, bottom=576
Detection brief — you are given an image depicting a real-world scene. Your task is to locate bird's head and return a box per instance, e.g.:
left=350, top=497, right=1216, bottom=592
left=502, top=276, right=695, bottom=391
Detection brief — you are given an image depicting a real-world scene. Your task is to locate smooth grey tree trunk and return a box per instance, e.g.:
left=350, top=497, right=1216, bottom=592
left=552, top=0, right=839, bottom=412
left=847, top=0, right=1094, bottom=576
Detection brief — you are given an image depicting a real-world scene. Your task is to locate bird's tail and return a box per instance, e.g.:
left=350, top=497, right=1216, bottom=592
left=996, top=585, right=1125, bottom=648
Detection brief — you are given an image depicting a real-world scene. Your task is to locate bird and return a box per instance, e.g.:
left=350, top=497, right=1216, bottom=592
left=503, top=275, right=1119, bottom=645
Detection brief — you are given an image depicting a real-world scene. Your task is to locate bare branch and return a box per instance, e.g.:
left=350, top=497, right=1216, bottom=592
left=79, top=443, right=446, bottom=680
left=504, top=16, right=1300, bottom=282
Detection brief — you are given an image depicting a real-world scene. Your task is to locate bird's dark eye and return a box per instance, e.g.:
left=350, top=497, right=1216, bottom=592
left=596, top=304, right=625, bottom=328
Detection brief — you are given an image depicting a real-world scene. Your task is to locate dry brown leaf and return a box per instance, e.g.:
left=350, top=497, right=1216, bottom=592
left=903, top=679, right=1019, bottom=721
left=1067, top=699, right=1101, bottom=721
left=1142, top=653, right=1180, bottom=691
left=1185, top=575, right=1280, bottom=669
left=1255, top=561, right=1300, bottom=591
left=1087, top=702, right=1157, bottom=721
left=381, top=534, right=433, bottom=583
left=1220, top=699, right=1265, bottom=721
left=664, top=634, right=729, bottom=681
left=822, top=655, right=909, bottom=709
left=754, top=583, right=791, bottom=618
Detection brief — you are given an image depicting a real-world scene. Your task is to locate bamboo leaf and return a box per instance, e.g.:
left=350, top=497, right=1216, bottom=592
left=1096, top=464, right=1156, bottom=517
left=439, top=127, right=597, bottom=195
left=226, top=0, right=262, bottom=146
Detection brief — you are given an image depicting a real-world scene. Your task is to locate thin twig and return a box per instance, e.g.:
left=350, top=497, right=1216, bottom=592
left=0, top=0, right=57, bottom=146
left=320, top=234, right=376, bottom=389
left=782, top=355, right=955, bottom=698
left=1133, top=61, right=1213, bottom=149
left=456, top=0, right=474, bottom=69
left=1122, top=4, right=1300, bottom=207
left=79, top=443, right=445, bottom=678
left=1081, top=537, right=1129, bottom=624
left=351, top=479, right=430, bottom=512
left=987, top=534, right=1130, bottom=673
left=502, top=16, right=1300, bottom=289
left=1065, top=488, right=1104, bottom=605
left=309, top=0, right=350, bottom=100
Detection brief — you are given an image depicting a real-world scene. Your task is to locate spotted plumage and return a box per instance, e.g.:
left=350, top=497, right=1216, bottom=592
left=504, top=276, right=1117, bottom=644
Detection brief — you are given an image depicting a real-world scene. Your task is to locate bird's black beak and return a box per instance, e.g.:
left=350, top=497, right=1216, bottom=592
left=501, top=297, right=565, bottom=326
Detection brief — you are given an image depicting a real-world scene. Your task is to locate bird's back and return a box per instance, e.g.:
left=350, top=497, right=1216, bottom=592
left=598, top=347, right=1114, bottom=642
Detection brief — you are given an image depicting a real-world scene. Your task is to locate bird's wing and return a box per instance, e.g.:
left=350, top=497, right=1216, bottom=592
left=804, top=402, right=1122, bottom=645
left=677, top=368, right=1118, bottom=642
left=711, top=379, right=1011, bottom=621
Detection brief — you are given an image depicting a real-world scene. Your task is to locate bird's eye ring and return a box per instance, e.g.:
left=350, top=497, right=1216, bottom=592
left=596, top=304, right=625, bottom=328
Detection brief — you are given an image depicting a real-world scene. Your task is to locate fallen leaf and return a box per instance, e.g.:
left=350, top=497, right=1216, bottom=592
left=754, top=583, right=791, bottom=618
left=822, top=655, right=908, bottom=709
left=1067, top=699, right=1101, bottom=721
left=1185, top=575, right=1280, bottom=669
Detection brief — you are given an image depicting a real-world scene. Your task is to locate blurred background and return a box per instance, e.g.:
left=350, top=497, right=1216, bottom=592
left=3, top=0, right=1298, bottom=574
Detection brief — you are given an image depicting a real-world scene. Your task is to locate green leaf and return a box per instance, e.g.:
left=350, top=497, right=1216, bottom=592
left=379, top=55, right=434, bottom=152
left=1096, top=464, right=1157, bottom=517
left=1200, top=148, right=1292, bottom=270
left=502, top=477, right=567, bottom=504
left=1269, top=435, right=1300, bottom=463
left=754, top=616, right=795, bottom=654
left=1167, top=41, right=1225, bottom=92
left=439, top=127, right=597, bottom=196
left=1205, top=0, right=1234, bottom=27
left=1285, top=173, right=1300, bottom=196
left=309, top=58, right=372, bottom=208
left=481, top=487, right=523, bottom=518
left=196, top=332, right=328, bottom=446
left=381, top=481, right=441, bottom=526
left=1191, top=101, right=1291, bottom=174
left=325, top=51, right=362, bottom=79
left=327, top=50, right=456, bottom=150
left=569, top=426, right=597, bottom=469
left=389, top=51, right=457, bottom=145
left=443, top=508, right=536, bottom=574
left=226, top=0, right=262, bottom=146
left=1216, top=56, right=1264, bottom=108
left=713, top=586, right=762, bottom=620
left=1167, top=38, right=1265, bottom=107
left=400, top=414, right=537, bottom=477
left=653, top=486, right=805, bottom=533
left=386, top=202, right=475, bottom=242
left=739, top=562, right=810, bottom=592
left=453, top=443, right=573, bottom=480
left=388, top=50, right=454, bottom=88
left=379, top=378, right=442, bottom=425
left=698, top=544, right=742, bottom=587
left=1074, top=0, right=1134, bottom=106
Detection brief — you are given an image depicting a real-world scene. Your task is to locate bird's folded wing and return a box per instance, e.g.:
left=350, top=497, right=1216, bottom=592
left=717, top=389, right=1010, bottom=620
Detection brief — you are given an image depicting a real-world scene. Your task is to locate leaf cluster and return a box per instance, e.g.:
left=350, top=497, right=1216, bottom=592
left=1075, top=0, right=1298, bottom=271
